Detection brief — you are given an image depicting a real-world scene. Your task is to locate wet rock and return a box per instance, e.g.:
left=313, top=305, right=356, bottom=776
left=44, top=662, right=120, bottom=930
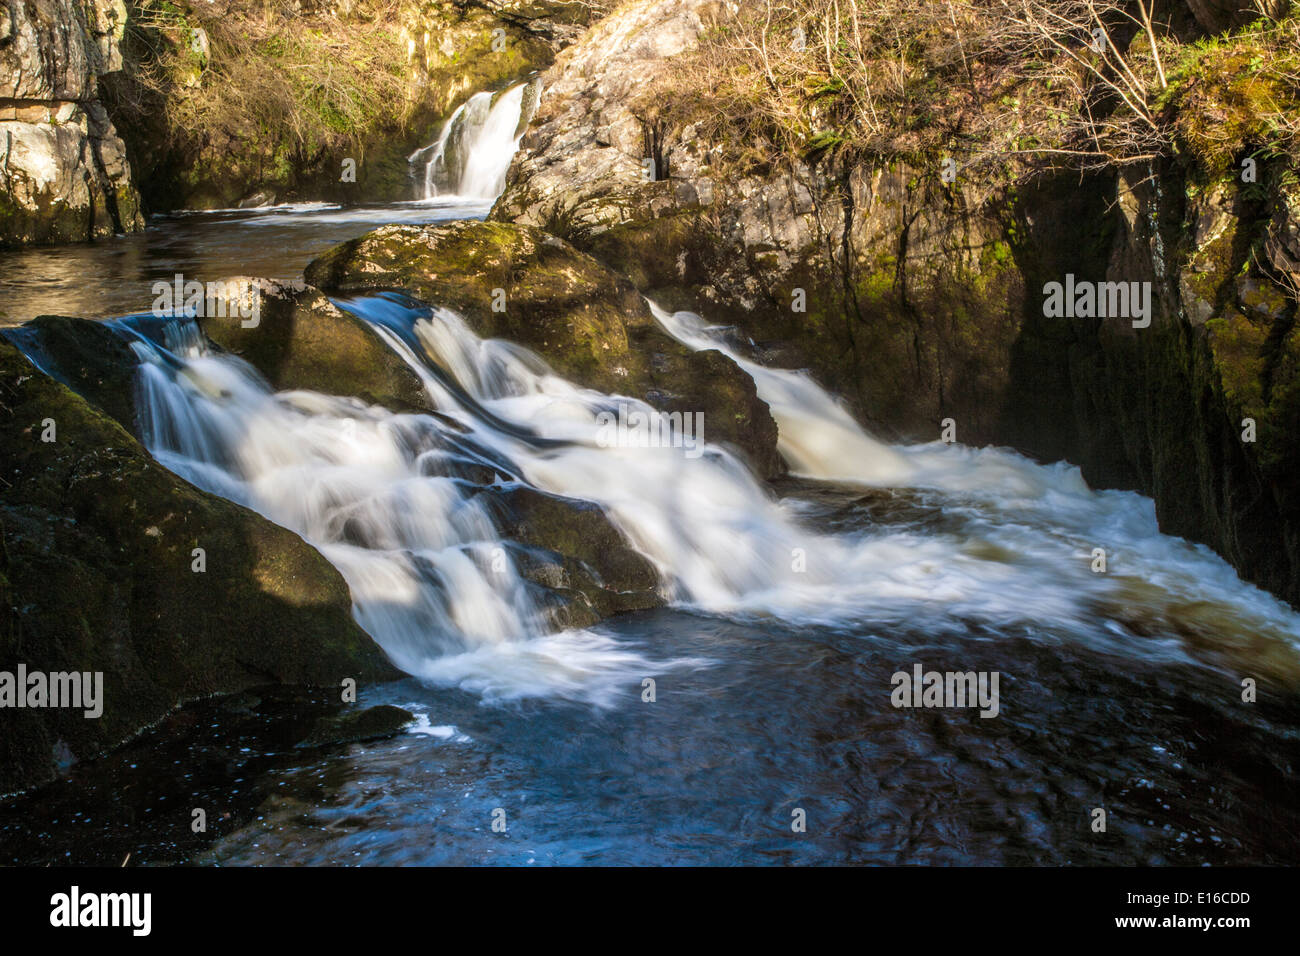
left=304, top=219, right=782, bottom=477
left=197, top=279, right=431, bottom=415
left=486, top=484, right=663, bottom=624
left=296, top=704, right=415, bottom=749
left=0, top=336, right=399, bottom=795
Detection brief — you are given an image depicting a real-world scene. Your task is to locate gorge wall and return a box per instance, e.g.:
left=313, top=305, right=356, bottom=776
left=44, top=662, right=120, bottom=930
left=492, top=0, right=1300, bottom=606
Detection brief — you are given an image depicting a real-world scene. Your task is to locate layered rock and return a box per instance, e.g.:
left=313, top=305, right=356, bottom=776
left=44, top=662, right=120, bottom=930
left=0, top=332, right=398, bottom=795
left=0, top=0, right=143, bottom=246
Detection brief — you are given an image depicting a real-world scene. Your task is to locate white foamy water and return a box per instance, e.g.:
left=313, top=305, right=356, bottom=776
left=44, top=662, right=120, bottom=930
left=112, top=285, right=1300, bottom=705
left=127, top=321, right=696, bottom=706
left=409, top=83, right=537, bottom=201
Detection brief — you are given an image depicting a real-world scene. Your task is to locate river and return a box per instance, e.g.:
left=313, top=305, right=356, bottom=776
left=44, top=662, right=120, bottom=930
left=1, top=83, right=1298, bottom=867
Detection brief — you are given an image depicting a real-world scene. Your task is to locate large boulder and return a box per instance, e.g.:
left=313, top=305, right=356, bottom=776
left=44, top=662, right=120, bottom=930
left=0, top=0, right=142, bottom=247
left=304, top=219, right=782, bottom=477
left=490, top=0, right=1027, bottom=445
left=197, top=279, right=431, bottom=415
left=0, top=336, right=398, bottom=795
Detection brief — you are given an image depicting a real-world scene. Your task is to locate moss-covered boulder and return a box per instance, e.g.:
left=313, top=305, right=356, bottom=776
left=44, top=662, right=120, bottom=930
left=197, top=279, right=430, bottom=415
left=304, top=220, right=782, bottom=477
left=0, top=337, right=399, bottom=795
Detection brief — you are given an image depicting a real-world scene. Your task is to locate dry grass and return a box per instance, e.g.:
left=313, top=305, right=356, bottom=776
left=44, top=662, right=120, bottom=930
left=115, top=0, right=417, bottom=172
left=657, top=0, right=1300, bottom=181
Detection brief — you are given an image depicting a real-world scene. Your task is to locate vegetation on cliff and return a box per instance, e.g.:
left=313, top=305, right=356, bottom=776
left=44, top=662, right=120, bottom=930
left=99, top=0, right=581, bottom=209
left=658, top=0, right=1300, bottom=181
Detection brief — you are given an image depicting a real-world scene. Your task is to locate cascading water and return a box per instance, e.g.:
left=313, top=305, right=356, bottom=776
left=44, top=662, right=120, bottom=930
left=105, top=288, right=1300, bottom=716
left=409, top=82, right=538, bottom=201
left=121, top=308, right=687, bottom=706
left=9, top=233, right=1300, bottom=869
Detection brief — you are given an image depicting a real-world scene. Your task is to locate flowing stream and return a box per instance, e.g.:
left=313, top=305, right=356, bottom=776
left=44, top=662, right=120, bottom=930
left=2, top=83, right=1299, bottom=866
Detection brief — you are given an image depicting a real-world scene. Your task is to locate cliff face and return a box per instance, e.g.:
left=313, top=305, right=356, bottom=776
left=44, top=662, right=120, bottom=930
left=0, top=0, right=143, bottom=246
left=493, top=0, right=1300, bottom=606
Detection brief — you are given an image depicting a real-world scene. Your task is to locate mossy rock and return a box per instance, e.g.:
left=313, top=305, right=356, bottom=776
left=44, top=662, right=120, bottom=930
left=484, top=484, right=664, bottom=625
left=197, top=280, right=431, bottom=415
left=0, top=337, right=399, bottom=795
left=3, top=316, right=141, bottom=431
left=304, top=220, right=783, bottom=477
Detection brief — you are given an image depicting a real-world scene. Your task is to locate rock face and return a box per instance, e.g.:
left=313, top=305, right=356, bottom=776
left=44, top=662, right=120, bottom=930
left=1061, top=167, right=1300, bottom=606
left=491, top=0, right=1300, bottom=606
left=0, top=333, right=398, bottom=795
left=0, top=0, right=143, bottom=246
left=492, top=0, right=715, bottom=235
left=304, top=219, right=783, bottom=478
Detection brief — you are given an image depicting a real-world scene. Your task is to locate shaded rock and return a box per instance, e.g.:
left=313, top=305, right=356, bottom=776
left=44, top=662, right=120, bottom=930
left=0, top=336, right=399, bottom=795
left=3, top=315, right=139, bottom=430
left=486, top=484, right=663, bottom=626
left=304, top=219, right=782, bottom=477
left=296, top=704, right=415, bottom=749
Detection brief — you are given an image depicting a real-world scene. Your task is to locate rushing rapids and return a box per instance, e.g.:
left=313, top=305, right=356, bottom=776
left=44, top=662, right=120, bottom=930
left=100, top=293, right=1300, bottom=708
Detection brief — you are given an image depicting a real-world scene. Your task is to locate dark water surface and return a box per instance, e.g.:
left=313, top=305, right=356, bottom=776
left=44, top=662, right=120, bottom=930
left=2, top=485, right=1297, bottom=866
left=0, top=199, right=489, bottom=326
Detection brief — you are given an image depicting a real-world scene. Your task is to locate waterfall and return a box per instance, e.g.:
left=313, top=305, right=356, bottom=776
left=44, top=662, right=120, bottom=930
left=409, top=82, right=537, bottom=201
left=95, top=291, right=1300, bottom=713
left=119, top=307, right=699, bottom=705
